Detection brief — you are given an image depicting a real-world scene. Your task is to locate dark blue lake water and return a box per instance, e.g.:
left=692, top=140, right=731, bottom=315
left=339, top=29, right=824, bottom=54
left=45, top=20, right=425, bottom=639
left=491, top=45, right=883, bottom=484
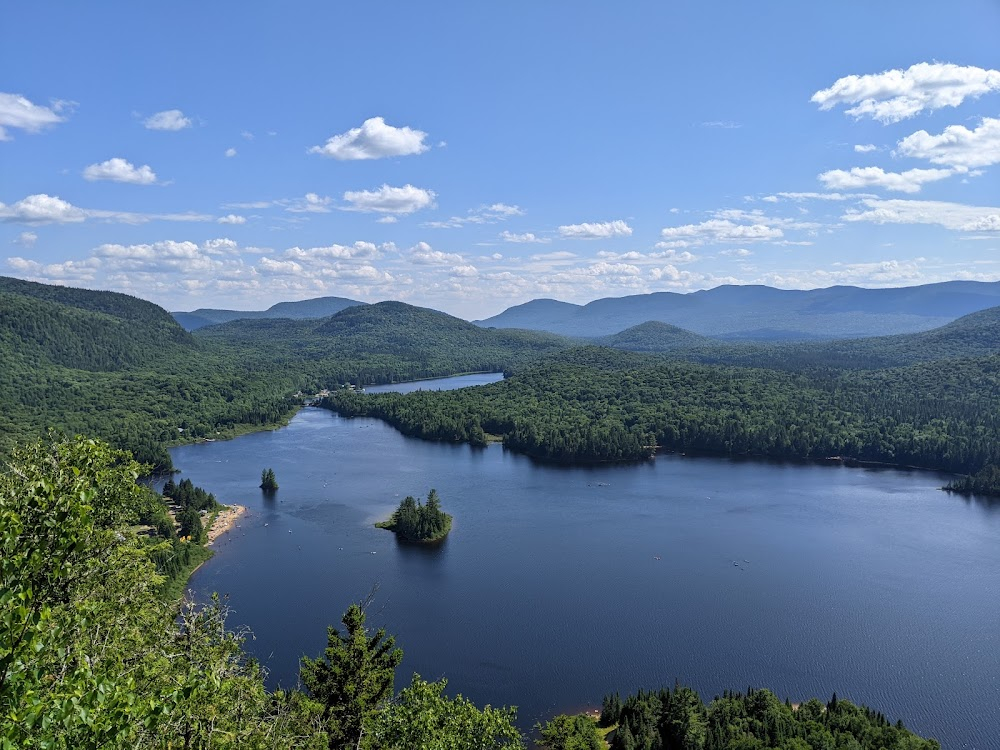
left=180, top=374, right=999, bottom=749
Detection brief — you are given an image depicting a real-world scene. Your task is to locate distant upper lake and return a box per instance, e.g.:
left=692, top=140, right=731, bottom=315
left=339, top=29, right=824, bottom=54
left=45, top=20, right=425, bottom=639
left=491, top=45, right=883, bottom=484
left=180, top=374, right=999, bottom=749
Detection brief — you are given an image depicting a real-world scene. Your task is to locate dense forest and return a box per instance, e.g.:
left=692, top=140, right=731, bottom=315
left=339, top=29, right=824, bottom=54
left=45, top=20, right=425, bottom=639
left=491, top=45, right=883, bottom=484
left=0, top=435, right=940, bottom=748
left=376, top=489, right=452, bottom=542
left=595, top=685, right=939, bottom=750
left=323, top=345, right=1000, bottom=486
left=0, top=279, right=569, bottom=473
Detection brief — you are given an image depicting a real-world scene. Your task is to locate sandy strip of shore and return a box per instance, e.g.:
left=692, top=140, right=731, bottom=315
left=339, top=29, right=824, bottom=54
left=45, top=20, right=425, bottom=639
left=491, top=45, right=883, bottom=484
left=207, top=504, right=246, bottom=545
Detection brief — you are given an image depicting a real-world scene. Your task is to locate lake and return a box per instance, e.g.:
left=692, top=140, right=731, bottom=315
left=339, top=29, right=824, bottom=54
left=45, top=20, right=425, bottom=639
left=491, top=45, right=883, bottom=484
left=180, top=373, right=999, bottom=749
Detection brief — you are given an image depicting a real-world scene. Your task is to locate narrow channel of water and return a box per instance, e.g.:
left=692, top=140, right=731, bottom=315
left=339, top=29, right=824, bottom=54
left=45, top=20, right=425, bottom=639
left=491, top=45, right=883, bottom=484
left=180, top=374, right=1000, bottom=748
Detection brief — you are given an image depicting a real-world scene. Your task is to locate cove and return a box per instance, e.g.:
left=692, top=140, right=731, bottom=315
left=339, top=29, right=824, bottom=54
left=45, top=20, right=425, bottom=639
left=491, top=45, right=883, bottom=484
left=180, top=373, right=1000, bottom=749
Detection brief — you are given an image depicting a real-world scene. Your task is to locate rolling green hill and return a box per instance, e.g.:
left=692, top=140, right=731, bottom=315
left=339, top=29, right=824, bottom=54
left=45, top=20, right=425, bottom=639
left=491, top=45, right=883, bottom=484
left=196, top=300, right=572, bottom=386
left=595, top=320, right=716, bottom=352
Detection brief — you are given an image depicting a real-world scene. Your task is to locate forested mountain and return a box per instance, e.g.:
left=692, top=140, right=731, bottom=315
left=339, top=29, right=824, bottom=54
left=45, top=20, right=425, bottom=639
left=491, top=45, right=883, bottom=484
left=196, top=300, right=572, bottom=386
left=660, top=305, right=1000, bottom=372
left=595, top=321, right=716, bottom=352
left=0, top=280, right=569, bottom=469
left=476, top=280, right=1000, bottom=339
left=172, top=295, right=364, bottom=330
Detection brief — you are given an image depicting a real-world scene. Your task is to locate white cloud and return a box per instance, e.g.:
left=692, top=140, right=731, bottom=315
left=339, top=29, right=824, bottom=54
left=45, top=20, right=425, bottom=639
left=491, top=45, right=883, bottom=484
left=720, top=248, right=753, bottom=257
left=13, top=231, right=38, bottom=247
left=0, top=193, right=214, bottom=225
left=650, top=249, right=697, bottom=262
left=83, top=157, right=158, bottom=185
left=450, top=265, right=479, bottom=277
left=422, top=203, right=523, bottom=229
left=283, top=241, right=381, bottom=262
left=259, top=257, right=303, bottom=275
left=0, top=92, right=66, bottom=140
left=144, top=109, right=192, bottom=131
left=408, top=241, right=463, bottom=265
left=309, top=116, right=429, bottom=160
left=217, top=214, right=247, bottom=225
left=765, top=191, right=874, bottom=202
left=377, top=216, right=398, bottom=224
left=701, top=121, right=742, bottom=129
left=285, top=193, right=334, bottom=213
left=558, top=219, right=633, bottom=239
left=811, top=62, right=1000, bottom=123
left=225, top=147, right=237, bottom=158
left=241, top=130, right=254, bottom=141
left=818, top=166, right=955, bottom=194
left=896, top=117, right=1000, bottom=169
left=342, top=184, right=436, bottom=215
left=854, top=144, right=877, bottom=153
left=0, top=194, right=86, bottom=224
left=531, top=251, right=577, bottom=261
left=500, top=231, right=549, bottom=243
left=843, top=198, right=1000, bottom=232
left=660, top=218, right=782, bottom=243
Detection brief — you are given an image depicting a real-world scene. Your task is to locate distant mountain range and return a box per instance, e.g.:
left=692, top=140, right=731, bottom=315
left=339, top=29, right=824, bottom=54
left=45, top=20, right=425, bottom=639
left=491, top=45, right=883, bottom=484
left=475, top=281, right=1000, bottom=339
left=172, top=296, right=364, bottom=330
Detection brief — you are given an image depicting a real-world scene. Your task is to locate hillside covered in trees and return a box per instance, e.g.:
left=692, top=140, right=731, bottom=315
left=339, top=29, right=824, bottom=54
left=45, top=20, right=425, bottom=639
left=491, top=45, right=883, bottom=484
left=324, top=344, right=1000, bottom=487
left=0, top=278, right=570, bottom=472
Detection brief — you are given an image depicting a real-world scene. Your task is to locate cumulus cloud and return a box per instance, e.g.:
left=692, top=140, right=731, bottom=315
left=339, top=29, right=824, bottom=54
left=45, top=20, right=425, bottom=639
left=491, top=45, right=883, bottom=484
left=818, top=166, right=956, bottom=194
left=720, top=248, right=753, bottom=257
left=896, top=117, right=1000, bottom=169
left=0, top=92, right=67, bottom=140
left=0, top=194, right=86, bottom=224
left=343, top=184, right=436, bottom=215
left=843, top=198, right=1000, bottom=232
left=309, top=117, right=429, bottom=160
left=450, top=265, right=479, bottom=277
left=225, top=147, right=237, bottom=158
left=282, top=241, right=381, bottom=262
left=811, top=62, right=1000, bottom=123
left=0, top=193, right=214, bottom=225
left=408, top=241, right=463, bottom=265
left=558, top=220, right=633, bottom=239
left=854, top=144, right=877, bottom=153
left=500, top=231, right=549, bottom=243
left=376, top=216, right=398, bottom=224
left=660, top=218, right=782, bottom=244
left=83, top=157, right=158, bottom=185
left=144, top=109, right=192, bottom=131
left=217, top=214, right=246, bottom=225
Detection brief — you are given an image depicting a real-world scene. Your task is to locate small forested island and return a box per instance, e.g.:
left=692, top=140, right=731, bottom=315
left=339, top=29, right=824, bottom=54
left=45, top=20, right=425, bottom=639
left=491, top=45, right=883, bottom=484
left=376, top=488, right=452, bottom=542
left=260, top=467, right=279, bottom=491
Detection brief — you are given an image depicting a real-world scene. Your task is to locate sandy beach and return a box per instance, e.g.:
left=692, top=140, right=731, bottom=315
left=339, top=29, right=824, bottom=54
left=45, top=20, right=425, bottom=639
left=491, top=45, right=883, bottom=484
left=207, top=504, right=246, bottom=545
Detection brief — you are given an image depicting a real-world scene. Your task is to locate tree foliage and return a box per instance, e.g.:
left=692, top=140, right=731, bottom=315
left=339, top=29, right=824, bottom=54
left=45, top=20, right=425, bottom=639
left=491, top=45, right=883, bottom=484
left=599, top=685, right=939, bottom=750
left=377, top=488, right=452, bottom=542
left=300, top=601, right=404, bottom=749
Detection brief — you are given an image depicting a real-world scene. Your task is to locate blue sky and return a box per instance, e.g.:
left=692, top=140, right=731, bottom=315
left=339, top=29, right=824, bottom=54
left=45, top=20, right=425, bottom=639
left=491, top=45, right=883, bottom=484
left=2, top=1, right=999, bottom=318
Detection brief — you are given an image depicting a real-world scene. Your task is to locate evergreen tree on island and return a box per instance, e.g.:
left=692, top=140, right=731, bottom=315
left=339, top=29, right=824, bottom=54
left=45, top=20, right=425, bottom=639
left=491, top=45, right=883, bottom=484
left=260, top=467, right=278, bottom=491
left=376, top=488, right=452, bottom=542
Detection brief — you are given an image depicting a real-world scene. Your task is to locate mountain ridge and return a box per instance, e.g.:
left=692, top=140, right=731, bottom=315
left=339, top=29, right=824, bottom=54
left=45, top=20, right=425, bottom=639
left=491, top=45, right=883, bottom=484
left=475, top=280, right=1000, bottom=339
